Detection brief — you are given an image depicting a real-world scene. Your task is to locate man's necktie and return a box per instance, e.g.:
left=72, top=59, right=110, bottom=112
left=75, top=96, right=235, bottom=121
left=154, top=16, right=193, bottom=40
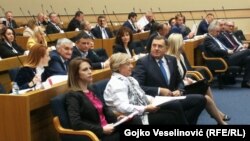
left=102, top=28, right=108, bottom=39
left=158, top=59, right=168, bottom=85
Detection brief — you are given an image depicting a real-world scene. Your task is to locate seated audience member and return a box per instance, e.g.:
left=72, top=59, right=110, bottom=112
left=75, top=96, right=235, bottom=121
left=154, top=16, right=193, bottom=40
left=3, top=11, right=18, bottom=29
left=44, top=38, right=73, bottom=80
left=91, top=15, right=113, bottom=39
left=167, top=33, right=229, bottom=124
left=46, top=12, right=64, bottom=34
left=146, top=23, right=170, bottom=52
left=144, top=11, right=158, bottom=34
left=168, top=17, right=176, bottom=27
left=113, top=26, right=141, bottom=58
left=218, top=20, right=248, bottom=51
left=15, top=44, right=50, bottom=90
left=80, top=20, right=96, bottom=39
left=169, top=14, right=194, bottom=40
left=204, top=21, right=250, bottom=88
left=104, top=53, right=189, bottom=125
left=0, top=27, right=24, bottom=58
left=23, top=19, right=37, bottom=37
left=123, top=12, right=141, bottom=33
left=66, top=58, right=120, bottom=141
left=71, top=33, right=110, bottom=69
left=26, top=26, right=47, bottom=49
left=196, top=13, right=214, bottom=35
left=132, top=36, right=206, bottom=124
left=67, top=11, right=84, bottom=31
left=36, top=12, right=49, bottom=26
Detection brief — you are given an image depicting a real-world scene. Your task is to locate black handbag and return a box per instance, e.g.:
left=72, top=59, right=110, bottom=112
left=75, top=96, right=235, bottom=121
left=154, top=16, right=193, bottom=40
left=184, top=79, right=209, bottom=95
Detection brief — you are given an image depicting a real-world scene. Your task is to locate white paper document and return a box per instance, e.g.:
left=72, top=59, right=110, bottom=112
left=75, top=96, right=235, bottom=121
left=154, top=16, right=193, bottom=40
left=113, top=111, right=139, bottom=127
left=152, top=96, right=186, bottom=107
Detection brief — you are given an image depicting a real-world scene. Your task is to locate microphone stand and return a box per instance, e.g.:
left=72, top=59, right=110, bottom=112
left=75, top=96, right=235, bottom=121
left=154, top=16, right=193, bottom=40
left=19, top=7, right=29, bottom=23
left=213, top=8, right=218, bottom=19
left=113, top=11, right=121, bottom=26
left=158, top=7, right=166, bottom=22
left=64, top=8, right=70, bottom=21
left=222, top=6, right=227, bottom=20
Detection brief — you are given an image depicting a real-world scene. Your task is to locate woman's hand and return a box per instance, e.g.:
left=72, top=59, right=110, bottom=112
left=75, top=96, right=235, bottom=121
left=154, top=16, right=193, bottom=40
left=103, top=124, right=115, bottom=135
left=145, top=104, right=160, bottom=112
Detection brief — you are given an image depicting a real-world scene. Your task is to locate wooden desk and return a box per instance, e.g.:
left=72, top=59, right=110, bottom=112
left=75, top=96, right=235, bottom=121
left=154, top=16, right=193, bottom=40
left=0, top=68, right=111, bottom=141
left=45, top=31, right=80, bottom=42
left=184, top=37, right=204, bottom=66
left=0, top=55, right=28, bottom=92
left=133, top=31, right=150, bottom=41
left=93, top=38, right=115, bottom=57
left=16, top=36, right=29, bottom=50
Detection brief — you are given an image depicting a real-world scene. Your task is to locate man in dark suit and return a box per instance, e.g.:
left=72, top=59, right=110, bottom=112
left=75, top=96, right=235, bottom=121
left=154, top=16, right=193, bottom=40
left=4, top=11, right=18, bottom=29
left=123, top=12, right=141, bottom=33
left=91, top=15, right=113, bottom=39
left=44, top=38, right=74, bottom=80
left=133, top=35, right=206, bottom=124
left=67, top=11, right=84, bottom=31
left=204, top=21, right=250, bottom=88
left=146, top=23, right=170, bottom=52
left=144, top=11, right=158, bottom=34
left=196, top=13, right=214, bottom=35
left=71, top=34, right=110, bottom=69
left=46, top=12, right=63, bottom=34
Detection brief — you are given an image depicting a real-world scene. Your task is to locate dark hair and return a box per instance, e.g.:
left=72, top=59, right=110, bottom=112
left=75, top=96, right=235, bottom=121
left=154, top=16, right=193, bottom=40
left=74, top=32, right=91, bottom=42
left=168, top=17, right=175, bottom=26
left=98, top=15, right=106, bottom=20
left=128, top=12, right=137, bottom=19
left=75, top=11, right=83, bottom=17
left=115, top=26, right=133, bottom=45
left=68, top=57, right=92, bottom=91
left=153, top=35, right=168, bottom=47
left=1, top=27, right=16, bottom=42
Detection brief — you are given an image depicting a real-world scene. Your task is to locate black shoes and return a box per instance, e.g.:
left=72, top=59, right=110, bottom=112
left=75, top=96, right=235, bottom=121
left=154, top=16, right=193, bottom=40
left=241, top=81, right=250, bottom=88
left=223, top=115, right=231, bottom=121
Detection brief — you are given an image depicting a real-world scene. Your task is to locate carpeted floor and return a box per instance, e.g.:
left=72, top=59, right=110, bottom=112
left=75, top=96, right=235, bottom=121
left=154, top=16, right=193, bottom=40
left=197, top=78, right=250, bottom=125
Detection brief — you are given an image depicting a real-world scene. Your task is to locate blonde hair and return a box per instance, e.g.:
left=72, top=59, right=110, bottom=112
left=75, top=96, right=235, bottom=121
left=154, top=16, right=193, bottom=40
left=167, top=33, right=184, bottom=60
left=110, top=53, right=131, bottom=72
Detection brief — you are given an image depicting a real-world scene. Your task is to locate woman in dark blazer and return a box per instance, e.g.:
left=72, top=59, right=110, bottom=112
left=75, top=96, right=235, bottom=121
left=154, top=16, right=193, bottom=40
left=0, top=27, right=24, bottom=59
left=167, top=33, right=229, bottom=125
left=65, top=57, right=120, bottom=141
left=15, top=44, right=50, bottom=90
left=113, top=26, right=139, bottom=58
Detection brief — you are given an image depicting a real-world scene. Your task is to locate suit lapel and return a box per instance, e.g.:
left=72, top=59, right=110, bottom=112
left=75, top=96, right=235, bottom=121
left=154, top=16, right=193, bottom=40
left=149, top=55, right=168, bottom=86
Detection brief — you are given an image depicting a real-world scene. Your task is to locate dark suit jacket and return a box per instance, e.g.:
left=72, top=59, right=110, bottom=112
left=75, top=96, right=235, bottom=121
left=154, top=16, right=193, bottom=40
left=0, top=41, right=24, bottom=59
left=71, top=46, right=103, bottom=69
left=123, top=20, right=137, bottom=33
left=15, top=67, right=47, bottom=90
left=203, top=34, right=229, bottom=58
left=132, top=54, right=184, bottom=96
left=67, top=18, right=80, bottom=31
left=146, top=31, right=158, bottom=53
left=217, top=32, right=239, bottom=49
left=65, top=91, right=117, bottom=138
left=113, top=43, right=134, bottom=55
left=46, top=22, right=61, bottom=34
left=197, top=19, right=209, bottom=35
left=91, top=26, right=113, bottom=39
left=43, top=50, right=68, bottom=80
left=6, top=20, right=18, bottom=29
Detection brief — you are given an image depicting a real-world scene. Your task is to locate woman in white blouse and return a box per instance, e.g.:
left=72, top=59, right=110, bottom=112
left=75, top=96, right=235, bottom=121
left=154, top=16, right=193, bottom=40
left=104, top=53, right=189, bottom=125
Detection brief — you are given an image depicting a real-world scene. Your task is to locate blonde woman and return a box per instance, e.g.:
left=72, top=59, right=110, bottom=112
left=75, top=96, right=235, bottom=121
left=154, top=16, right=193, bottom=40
left=167, top=33, right=229, bottom=125
left=26, top=26, right=47, bottom=49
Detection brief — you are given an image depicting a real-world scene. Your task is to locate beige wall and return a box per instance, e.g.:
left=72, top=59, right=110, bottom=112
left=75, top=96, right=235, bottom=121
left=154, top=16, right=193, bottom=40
left=1, top=0, right=250, bottom=15
left=1, top=0, right=250, bottom=33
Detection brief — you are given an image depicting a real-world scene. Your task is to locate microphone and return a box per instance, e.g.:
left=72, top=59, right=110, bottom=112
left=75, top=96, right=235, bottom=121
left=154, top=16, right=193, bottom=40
left=64, top=8, right=70, bottom=21
left=19, top=7, right=28, bottom=23
left=204, top=10, right=207, bottom=15
left=41, top=4, right=44, bottom=13
left=158, top=7, right=166, bottom=21
left=50, top=5, right=55, bottom=13
left=104, top=6, right=114, bottom=30
left=27, top=10, right=35, bottom=21
left=46, top=9, right=50, bottom=15
left=57, top=14, right=69, bottom=38
left=113, top=11, right=121, bottom=26
left=222, top=6, right=227, bottom=19
left=133, top=7, right=135, bottom=13
left=0, top=6, right=5, bottom=17
left=190, top=11, right=198, bottom=36
left=213, top=8, right=218, bottom=19
left=150, top=8, right=157, bottom=21
left=102, top=10, right=114, bottom=31
left=91, top=7, right=97, bottom=20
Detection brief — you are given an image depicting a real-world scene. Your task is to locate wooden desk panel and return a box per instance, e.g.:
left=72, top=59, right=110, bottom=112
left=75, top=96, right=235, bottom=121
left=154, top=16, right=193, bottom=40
left=0, top=68, right=112, bottom=141
left=184, top=38, right=204, bottom=66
